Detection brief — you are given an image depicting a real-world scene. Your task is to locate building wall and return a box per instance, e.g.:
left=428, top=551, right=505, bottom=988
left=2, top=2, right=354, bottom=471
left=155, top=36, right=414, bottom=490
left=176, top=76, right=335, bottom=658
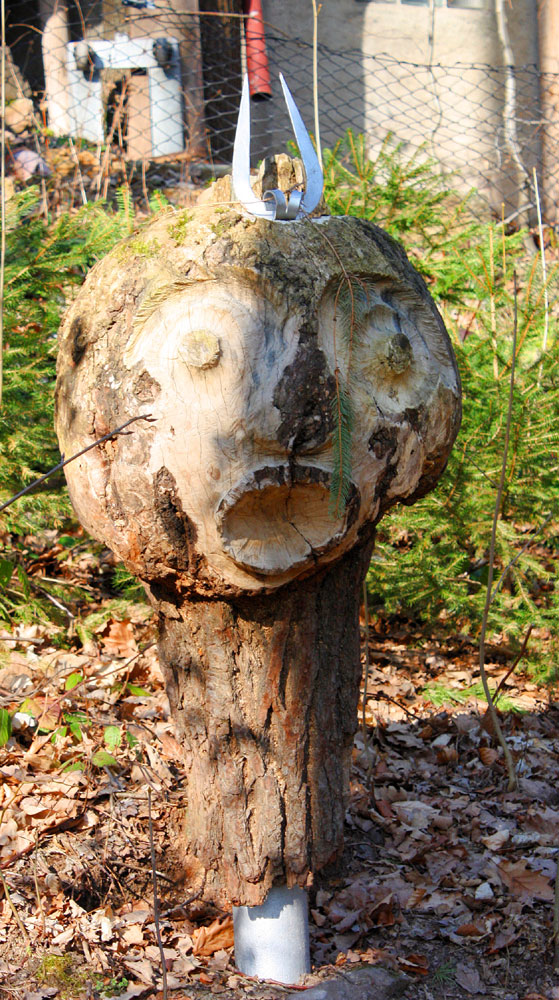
left=260, top=0, right=541, bottom=216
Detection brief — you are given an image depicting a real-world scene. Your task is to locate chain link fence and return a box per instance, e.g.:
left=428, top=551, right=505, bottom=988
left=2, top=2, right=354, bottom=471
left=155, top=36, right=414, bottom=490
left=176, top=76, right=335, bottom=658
left=265, top=35, right=558, bottom=227
left=2, top=2, right=558, bottom=225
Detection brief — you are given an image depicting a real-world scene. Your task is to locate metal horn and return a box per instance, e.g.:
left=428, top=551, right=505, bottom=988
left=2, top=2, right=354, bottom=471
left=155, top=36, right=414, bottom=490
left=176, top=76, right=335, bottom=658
left=232, top=73, right=323, bottom=221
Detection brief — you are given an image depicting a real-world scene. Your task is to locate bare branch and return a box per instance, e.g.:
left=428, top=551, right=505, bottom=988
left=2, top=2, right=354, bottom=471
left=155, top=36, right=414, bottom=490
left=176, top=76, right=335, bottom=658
left=0, top=414, right=155, bottom=515
left=478, top=273, right=518, bottom=792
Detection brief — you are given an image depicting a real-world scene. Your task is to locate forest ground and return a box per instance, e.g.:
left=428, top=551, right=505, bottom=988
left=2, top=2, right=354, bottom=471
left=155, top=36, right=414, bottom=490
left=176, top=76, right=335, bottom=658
left=0, top=529, right=558, bottom=1000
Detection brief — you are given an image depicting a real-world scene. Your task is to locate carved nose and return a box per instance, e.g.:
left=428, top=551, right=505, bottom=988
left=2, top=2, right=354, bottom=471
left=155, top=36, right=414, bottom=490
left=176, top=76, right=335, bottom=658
left=273, top=342, right=336, bottom=454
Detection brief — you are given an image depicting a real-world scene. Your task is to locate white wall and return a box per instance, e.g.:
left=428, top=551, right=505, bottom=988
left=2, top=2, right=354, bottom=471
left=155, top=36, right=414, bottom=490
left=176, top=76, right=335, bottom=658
left=260, top=0, right=540, bottom=217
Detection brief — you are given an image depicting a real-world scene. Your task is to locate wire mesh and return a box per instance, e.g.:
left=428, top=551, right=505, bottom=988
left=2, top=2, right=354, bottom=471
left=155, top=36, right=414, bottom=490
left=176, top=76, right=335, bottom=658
left=2, top=2, right=559, bottom=224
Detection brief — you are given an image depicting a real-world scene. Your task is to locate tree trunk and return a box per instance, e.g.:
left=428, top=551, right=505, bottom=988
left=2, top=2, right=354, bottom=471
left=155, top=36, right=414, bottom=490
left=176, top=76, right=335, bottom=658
left=40, top=0, right=70, bottom=136
left=156, top=530, right=375, bottom=907
left=198, top=0, right=243, bottom=161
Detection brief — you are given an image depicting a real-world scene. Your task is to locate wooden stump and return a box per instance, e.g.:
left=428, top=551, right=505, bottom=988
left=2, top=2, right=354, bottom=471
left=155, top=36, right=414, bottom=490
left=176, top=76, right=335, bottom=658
left=56, top=166, right=461, bottom=906
left=158, top=534, right=374, bottom=906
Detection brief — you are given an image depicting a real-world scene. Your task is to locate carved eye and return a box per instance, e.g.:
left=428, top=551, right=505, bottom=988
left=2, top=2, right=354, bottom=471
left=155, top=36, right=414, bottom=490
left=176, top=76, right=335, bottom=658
left=178, top=329, right=221, bottom=370
left=361, top=312, right=414, bottom=383
left=383, top=332, right=412, bottom=375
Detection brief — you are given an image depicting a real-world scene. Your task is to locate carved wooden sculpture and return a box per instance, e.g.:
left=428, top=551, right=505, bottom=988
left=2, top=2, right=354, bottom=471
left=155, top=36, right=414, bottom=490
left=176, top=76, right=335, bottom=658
left=56, top=164, right=460, bottom=972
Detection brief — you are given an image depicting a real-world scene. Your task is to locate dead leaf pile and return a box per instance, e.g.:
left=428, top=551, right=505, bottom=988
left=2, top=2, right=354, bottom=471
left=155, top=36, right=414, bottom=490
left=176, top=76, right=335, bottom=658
left=1, top=540, right=559, bottom=999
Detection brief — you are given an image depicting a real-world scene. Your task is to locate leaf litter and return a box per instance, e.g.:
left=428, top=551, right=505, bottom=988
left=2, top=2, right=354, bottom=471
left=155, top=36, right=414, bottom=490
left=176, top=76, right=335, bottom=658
left=0, top=542, right=558, bottom=999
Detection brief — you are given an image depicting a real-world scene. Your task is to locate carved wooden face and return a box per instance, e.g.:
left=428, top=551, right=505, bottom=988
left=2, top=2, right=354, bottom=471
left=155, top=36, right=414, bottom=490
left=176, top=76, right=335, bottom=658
left=115, top=276, right=458, bottom=590
left=56, top=207, right=461, bottom=595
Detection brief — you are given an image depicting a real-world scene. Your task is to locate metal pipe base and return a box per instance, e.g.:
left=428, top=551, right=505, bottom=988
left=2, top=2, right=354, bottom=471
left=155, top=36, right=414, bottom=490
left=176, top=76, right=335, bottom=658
left=233, top=885, right=311, bottom=984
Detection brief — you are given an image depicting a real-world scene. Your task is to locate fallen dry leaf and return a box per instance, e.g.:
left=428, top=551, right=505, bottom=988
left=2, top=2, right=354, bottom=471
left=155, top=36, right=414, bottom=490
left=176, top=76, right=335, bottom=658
left=192, top=915, right=234, bottom=957
left=208, top=948, right=231, bottom=971
left=99, top=618, right=138, bottom=658
left=486, top=927, right=521, bottom=954
left=369, top=892, right=396, bottom=927
left=455, top=961, right=484, bottom=994
left=455, top=922, right=486, bottom=937
left=497, top=859, right=554, bottom=901
left=397, top=953, right=429, bottom=975
left=375, top=799, right=394, bottom=819
left=123, top=959, right=155, bottom=986
left=481, top=828, right=509, bottom=851
left=158, top=731, right=185, bottom=761
left=120, top=924, right=145, bottom=946
left=392, top=800, right=438, bottom=829
left=479, top=746, right=499, bottom=766
left=311, top=908, right=327, bottom=926
left=406, top=887, right=427, bottom=908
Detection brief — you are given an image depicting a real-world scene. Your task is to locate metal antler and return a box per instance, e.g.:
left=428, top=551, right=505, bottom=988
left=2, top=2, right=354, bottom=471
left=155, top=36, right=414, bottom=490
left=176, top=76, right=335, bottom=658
left=232, top=74, right=323, bottom=221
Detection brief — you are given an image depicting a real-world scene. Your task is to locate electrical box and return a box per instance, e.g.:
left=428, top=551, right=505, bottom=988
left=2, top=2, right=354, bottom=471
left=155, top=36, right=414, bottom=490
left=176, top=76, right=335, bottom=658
left=66, top=34, right=184, bottom=158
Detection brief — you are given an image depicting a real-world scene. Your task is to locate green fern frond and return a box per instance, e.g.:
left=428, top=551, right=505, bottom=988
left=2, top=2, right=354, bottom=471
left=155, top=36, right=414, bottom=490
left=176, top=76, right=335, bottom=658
left=326, top=273, right=375, bottom=519
left=115, top=185, right=134, bottom=233
left=335, top=278, right=372, bottom=352
left=133, top=276, right=193, bottom=334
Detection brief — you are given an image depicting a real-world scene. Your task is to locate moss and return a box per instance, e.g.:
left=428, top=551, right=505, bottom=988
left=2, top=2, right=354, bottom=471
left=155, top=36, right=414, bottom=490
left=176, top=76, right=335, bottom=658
left=113, top=237, right=160, bottom=262
left=36, top=953, right=90, bottom=998
left=168, top=210, right=193, bottom=243
left=210, top=216, right=232, bottom=238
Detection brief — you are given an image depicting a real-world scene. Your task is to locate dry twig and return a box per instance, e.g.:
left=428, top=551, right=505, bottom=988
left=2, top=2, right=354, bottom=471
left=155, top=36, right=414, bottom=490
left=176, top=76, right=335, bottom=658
left=491, top=624, right=533, bottom=705
left=33, top=832, right=46, bottom=938
left=311, top=0, right=323, bottom=169
left=478, top=273, right=519, bottom=791
left=533, top=167, right=549, bottom=369
left=0, top=869, right=31, bottom=947
left=361, top=580, right=373, bottom=762
left=148, top=787, right=168, bottom=1000
left=554, top=855, right=559, bottom=970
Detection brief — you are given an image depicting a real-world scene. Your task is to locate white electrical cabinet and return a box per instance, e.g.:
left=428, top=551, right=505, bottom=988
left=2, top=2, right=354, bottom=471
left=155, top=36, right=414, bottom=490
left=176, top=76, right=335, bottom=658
left=66, top=34, right=184, bottom=157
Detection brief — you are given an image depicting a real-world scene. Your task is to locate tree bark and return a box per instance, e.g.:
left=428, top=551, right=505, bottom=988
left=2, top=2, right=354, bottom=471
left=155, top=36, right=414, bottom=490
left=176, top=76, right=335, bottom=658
left=156, top=530, right=375, bottom=907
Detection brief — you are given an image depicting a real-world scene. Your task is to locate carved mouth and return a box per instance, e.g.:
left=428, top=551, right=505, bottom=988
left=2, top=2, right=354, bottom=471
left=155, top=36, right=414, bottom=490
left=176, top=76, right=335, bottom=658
left=216, top=465, right=359, bottom=576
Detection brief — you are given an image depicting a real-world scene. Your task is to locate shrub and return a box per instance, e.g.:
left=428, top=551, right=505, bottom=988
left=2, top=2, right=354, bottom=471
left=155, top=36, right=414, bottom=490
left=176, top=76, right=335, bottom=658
left=323, top=132, right=559, bottom=674
left=0, top=188, right=138, bottom=624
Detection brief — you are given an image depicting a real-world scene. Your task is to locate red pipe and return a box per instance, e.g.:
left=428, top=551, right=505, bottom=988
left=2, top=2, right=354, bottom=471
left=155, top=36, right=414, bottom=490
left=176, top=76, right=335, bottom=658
left=243, top=0, right=272, bottom=101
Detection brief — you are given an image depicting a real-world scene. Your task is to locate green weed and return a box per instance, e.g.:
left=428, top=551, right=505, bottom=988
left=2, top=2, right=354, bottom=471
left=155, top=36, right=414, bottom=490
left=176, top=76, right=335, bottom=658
left=97, top=976, right=130, bottom=997
left=431, top=960, right=456, bottom=984
left=422, top=681, right=521, bottom=712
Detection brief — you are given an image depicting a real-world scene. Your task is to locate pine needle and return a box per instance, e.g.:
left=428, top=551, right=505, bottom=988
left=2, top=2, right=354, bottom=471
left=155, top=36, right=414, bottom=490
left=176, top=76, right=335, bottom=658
left=329, top=376, right=353, bottom=519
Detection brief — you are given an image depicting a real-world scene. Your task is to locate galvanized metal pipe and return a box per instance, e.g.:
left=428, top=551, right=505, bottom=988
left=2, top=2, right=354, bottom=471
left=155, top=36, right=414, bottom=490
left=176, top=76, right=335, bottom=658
left=233, top=885, right=311, bottom=984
